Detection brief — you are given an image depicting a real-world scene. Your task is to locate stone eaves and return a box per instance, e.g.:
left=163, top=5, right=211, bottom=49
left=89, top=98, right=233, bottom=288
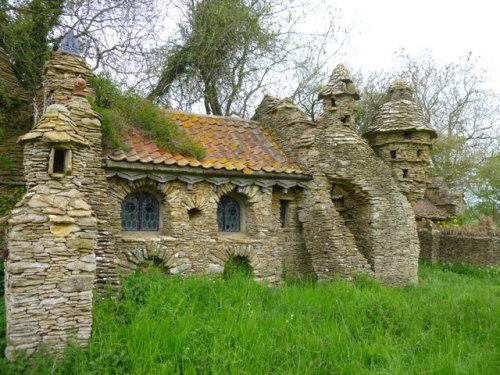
left=17, top=104, right=88, bottom=146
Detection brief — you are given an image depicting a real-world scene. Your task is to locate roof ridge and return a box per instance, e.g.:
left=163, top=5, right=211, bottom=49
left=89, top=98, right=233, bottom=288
left=163, top=109, right=260, bottom=125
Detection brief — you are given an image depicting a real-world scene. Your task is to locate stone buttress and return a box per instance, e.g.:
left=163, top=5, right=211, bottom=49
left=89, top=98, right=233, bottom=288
left=255, top=65, right=421, bottom=285
left=5, top=102, right=97, bottom=359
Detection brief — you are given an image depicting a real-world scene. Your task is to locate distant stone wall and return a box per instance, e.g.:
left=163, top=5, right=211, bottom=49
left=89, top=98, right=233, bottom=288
left=418, top=227, right=500, bottom=267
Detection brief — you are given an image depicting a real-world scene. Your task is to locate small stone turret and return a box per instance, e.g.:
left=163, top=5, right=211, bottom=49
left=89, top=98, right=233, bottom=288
left=6, top=100, right=97, bottom=359
left=363, top=80, right=437, bottom=204
left=318, top=64, right=360, bottom=129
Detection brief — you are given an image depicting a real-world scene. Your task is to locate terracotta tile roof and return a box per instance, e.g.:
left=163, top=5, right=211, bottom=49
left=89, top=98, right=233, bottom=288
left=105, top=110, right=306, bottom=175
left=413, top=199, right=448, bottom=220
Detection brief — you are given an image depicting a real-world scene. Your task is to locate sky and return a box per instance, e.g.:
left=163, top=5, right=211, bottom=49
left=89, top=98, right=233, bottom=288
left=314, top=0, right=500, bottom=92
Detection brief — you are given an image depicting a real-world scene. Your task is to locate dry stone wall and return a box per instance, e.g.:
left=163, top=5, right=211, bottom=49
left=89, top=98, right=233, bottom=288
left=418, top=227, right=500, bottom=267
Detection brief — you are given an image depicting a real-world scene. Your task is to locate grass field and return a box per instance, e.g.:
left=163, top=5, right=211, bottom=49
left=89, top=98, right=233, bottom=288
left=1, top=262, right=498, bottom=375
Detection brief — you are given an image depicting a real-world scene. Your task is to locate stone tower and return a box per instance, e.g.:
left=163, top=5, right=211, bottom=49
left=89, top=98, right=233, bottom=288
left=363, top=80, right=437, bottom=204
left=5, top=101, right=97, bottom=359
left=41, top=49, right=117, bottom=288
left=318, top=64, right=360, bottom=129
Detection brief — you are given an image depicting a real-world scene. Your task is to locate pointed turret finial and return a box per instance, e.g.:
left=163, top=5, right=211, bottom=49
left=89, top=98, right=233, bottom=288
left=60, top=30, right=81, bottom=56
left=318, top=64, right=360, bottom=100
left=386, top=79, right=413, bottom=102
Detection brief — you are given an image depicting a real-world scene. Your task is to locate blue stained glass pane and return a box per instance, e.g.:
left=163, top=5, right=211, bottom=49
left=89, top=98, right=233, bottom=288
left=217, top=196, right=240, bottom=232
left=121, top=192, right=159, bottom=231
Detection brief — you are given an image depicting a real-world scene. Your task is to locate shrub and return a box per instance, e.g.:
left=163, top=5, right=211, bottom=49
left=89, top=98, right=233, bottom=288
left=89, top=75, right=205, bottom=159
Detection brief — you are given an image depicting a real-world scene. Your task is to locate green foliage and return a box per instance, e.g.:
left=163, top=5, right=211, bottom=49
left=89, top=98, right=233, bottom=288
left=0, top=185, right=26, bottom=216
left=1, top=263, right=498, bottom=374
left=89, top=75, right=205, bottom=158
left=223, top=255, right=253, bottom=279
left=0, top=152, right=14, bottom=172
left=150, top=0, right=278, bottom=116
left=0, top=0, right=64, bottom=92
left=468, top=154, right=500, bottom=224
left=436, top=216, right=461, bottom=228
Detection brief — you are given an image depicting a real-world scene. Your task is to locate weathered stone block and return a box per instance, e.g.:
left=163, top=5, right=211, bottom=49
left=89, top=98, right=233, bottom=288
left=58, top=275, right=94, bottom=292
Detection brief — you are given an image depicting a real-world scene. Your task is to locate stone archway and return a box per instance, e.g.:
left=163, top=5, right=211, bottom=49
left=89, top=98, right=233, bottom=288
left=119, top=242, right=191, bottom=275
left=331, top=180, right=375, bottom=269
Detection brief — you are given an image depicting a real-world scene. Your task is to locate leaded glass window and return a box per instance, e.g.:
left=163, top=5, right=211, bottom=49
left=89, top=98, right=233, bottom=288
left=217, top=196, right=240, bottom=232
left=121, top=192, right=159, bottom=231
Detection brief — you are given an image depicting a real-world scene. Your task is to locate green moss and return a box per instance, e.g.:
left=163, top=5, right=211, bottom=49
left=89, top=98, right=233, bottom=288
left=89, top=76, right=205, bottom=159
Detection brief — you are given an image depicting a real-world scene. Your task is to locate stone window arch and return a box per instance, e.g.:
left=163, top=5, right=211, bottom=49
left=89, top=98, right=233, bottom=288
left=121, top=191, right=160, bottom=231
left=217, top=195, right=241, bottom=232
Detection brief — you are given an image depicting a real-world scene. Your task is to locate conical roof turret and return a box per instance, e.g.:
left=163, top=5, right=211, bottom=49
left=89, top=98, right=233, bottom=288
left=364, top=79, right=436, bottom=137
left=18, top=104, right=88, bottom=146
left=318, top=64, right=360, bottom=100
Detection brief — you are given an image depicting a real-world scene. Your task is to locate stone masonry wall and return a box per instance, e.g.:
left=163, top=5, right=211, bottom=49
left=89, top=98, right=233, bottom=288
left=5, top=181, right=97, bottom=359
left=108, top=178, right=307, bottom=284
left=366, top=131, right=433, bottom=204
left=272, top=188, right=315, bottom=279
left=67, top=96, right=116, bottom=288
left=418, top=228, right=500, bottom=267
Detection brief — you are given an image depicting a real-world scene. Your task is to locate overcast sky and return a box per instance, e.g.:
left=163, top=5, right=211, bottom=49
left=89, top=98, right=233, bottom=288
left=319, top=0, right=499, bottom=92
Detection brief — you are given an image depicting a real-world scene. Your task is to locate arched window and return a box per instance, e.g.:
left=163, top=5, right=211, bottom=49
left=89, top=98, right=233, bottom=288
left=121, top=192, right=159, bottom=231
left=217, top=196, right=240, bottom=232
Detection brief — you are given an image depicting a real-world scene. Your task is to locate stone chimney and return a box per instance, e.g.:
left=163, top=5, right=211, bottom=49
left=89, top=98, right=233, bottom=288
left=318, top=64, right=360, bottom=129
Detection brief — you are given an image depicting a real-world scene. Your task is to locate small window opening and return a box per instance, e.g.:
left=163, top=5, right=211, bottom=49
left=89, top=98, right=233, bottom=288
left=403, top=131, right=413, bottom=139
left=53, top=150, right=66, bottom=173
left=331, top=98, right=336, bottom=107
left=402, top=169, right=409, bottom=178
left=188, top=207, right=202, bottom=220
left=279, top=200, right=289, bottom=228
left=331, top=184, right=346, bottom=211
left=341, top=115, right=350, bottom=124
left=49, top=148, right=71, bottom=176
left=390, top=150, right=397, bottom=159
left=417, top=149, right=423, bottom=157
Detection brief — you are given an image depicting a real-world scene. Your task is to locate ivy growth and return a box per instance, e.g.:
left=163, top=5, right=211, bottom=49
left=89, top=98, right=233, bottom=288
left=0, top=186, right=26, bottom=217
left=88, top=76, right=205, bottom=159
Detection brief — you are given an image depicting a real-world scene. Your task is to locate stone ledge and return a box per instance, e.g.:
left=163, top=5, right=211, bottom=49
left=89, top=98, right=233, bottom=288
left=121, top=232, right=177, bottom=242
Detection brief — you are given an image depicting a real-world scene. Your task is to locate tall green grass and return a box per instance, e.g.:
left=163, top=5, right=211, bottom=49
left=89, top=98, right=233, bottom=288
left=1, top=262, right=498, bottom=375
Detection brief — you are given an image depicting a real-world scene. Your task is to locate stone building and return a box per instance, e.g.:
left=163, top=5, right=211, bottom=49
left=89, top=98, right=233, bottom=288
left=2, top=46, right=435, bottom=356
